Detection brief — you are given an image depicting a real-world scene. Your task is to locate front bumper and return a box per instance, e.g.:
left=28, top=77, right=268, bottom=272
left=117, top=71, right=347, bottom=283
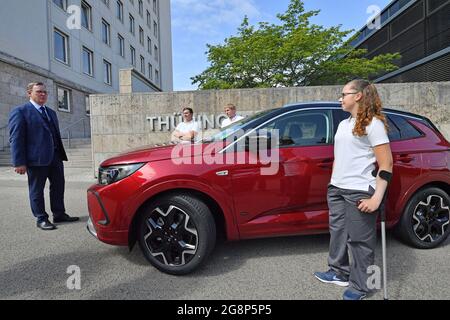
left=87, top=217, right=98, bottom=238
left=86, top=168, right=148, bottom=246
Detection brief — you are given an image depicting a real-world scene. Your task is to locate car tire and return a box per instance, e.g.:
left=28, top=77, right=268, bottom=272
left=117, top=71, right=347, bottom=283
left=397, top=187, right=450, bottom=249
left=138, top=193, right=216, bottom=275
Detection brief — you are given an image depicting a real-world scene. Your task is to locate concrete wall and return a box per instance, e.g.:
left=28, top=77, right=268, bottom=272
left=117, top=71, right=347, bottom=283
left=0, top=59, right=91, bottom=143
left=90, top=82, right=450, bottom=170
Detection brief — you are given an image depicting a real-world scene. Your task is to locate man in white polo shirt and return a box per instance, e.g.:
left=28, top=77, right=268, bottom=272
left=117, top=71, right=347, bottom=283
left=221, top=104, right=245, bottom=128
left=171, top=107, right=200, bottom=143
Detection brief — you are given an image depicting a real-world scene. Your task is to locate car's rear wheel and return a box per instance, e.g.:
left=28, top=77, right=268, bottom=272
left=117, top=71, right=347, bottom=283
left=397, top=187, right=450, bottom=249
left=138, top=194, right=216, bottom=275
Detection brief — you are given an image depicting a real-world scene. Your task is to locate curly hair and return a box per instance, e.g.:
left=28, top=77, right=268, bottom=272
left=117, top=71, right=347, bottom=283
left=347, top=79, right=389, bottom=137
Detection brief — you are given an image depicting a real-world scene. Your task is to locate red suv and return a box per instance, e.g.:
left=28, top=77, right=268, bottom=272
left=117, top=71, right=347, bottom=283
left=87, top=102, right=450, bottom=275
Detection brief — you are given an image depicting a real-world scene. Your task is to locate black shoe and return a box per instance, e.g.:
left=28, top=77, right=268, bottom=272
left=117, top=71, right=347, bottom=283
left=37, top=220, right=57, bottom=230
left=53, top=214, right=80, bottom=223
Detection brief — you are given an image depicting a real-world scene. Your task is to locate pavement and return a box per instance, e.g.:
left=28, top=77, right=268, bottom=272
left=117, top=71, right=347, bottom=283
left=0, top=166, right=449, bottom=300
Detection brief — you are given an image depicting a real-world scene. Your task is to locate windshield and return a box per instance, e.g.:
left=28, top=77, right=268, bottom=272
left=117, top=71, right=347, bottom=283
left=200, top=109, right=276, bottom=143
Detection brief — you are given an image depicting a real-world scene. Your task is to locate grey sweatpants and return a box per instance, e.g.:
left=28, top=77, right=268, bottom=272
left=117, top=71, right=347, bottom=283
left=327, top=184, right=378, bottom=294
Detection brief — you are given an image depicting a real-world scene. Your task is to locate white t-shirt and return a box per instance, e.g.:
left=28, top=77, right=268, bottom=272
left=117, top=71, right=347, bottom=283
left=330, top=117, right=389, bottom=191
left=221, top=115, right=245, bottom=128
left=175, top=120, right=200, bottom=134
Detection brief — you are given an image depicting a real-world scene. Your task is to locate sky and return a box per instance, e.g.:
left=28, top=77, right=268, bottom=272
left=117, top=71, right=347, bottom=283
left=171, top=0, right=392, bottom=91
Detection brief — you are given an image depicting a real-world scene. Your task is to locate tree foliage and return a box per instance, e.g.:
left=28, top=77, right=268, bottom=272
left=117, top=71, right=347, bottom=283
left=191, top=0, right=400, bottom=89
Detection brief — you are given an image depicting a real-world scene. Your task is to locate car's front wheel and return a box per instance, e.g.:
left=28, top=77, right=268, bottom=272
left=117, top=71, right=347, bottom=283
left=138, top=194, right=216, bottom=275
left=397, top=187, right=450, bottom=249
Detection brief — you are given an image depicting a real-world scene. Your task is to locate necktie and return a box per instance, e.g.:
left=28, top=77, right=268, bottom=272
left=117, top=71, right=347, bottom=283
left=40, top=106, right=49, bottom=122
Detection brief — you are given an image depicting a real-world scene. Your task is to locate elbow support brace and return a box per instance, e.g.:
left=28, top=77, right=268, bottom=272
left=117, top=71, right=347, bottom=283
left=372, top=169, right=392, bottom=184
left=379, top=170, right=393, bottom=184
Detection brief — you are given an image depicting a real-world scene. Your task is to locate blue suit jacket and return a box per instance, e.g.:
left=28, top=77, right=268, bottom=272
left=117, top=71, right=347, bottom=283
left=8, top=102, right=68, bottom=167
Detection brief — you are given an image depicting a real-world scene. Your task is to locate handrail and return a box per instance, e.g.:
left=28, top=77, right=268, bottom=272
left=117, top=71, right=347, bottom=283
left=61, top=117, right=88, bottom=133
left=0, top=117, right=91, bottom=151
left=0, top=124, right=8, bottom=152
left=60, top=117, right=90, bottom=149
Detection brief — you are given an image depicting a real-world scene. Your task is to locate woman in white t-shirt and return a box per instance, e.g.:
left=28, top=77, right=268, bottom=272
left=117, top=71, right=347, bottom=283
left=171, top=107, right=200, bottom=143
left=314, top=79, right=393, bottom=300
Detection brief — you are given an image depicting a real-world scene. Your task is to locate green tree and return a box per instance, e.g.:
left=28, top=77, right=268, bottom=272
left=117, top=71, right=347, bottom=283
left=191, top=0, right=400, bottom=89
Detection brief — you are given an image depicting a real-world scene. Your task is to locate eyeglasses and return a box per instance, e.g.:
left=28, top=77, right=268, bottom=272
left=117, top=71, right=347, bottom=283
left=340, top=92, right=358, bottom=98
left=35, top=90, right=48, bottom=95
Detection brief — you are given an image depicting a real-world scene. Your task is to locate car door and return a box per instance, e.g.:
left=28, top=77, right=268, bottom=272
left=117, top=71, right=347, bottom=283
left=228, top=109, right=334, bottom=239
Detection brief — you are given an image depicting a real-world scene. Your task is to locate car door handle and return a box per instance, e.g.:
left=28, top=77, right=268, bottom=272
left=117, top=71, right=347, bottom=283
left=216, top=170, right=229, bottom=176
left=317, top=159, right=333, bottom=169
left=395, top=154, right=414, bottom=163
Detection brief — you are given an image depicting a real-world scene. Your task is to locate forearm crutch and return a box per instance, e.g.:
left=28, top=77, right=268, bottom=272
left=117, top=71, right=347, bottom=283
left=378, top=170, right=392, bottom=300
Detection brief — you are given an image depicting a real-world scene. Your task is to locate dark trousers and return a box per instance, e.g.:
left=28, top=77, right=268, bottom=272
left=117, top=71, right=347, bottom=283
left=27, top=153, right=66, bottom=223
left=327, top=184, right=378, bottom=294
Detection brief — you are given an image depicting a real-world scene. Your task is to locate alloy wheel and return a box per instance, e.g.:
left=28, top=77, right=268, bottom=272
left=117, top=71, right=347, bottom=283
left=412, top=195, right=450, bottom=243
left=143, top=205, right=198, bottom=266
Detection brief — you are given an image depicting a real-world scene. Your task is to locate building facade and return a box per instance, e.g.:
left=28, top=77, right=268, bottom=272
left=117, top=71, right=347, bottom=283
left=351, top=0, right=450, bottom=83
left=0, top=0, right=173, bottom=143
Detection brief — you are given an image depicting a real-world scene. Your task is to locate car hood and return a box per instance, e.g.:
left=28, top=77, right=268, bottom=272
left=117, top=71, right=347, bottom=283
left=99, top=142, right=226, bottom=167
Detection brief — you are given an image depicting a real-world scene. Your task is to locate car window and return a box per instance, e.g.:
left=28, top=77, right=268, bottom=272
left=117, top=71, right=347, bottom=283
left=332, top=109, right=350, bottom=136
left=333, top=110, right=417, bottom=142
left=386, top=116, right=401, bottom=141
left=260, top=110, right=332, bottom=147
left=389, top=114, right=423, bottom=140
left=201, top=109, right=276, bottom=143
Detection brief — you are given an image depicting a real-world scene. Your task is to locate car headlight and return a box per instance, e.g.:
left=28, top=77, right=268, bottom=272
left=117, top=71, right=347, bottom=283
left=98, top=163, right=145, bottom=185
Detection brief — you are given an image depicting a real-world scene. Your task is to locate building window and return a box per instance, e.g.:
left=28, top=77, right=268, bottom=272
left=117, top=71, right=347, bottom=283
left=140, top=56, right=145, bottom=74
left=153, top=21, right=158, bottom=38
left=138, top=0, right=144, bottom=17
left=139, top=26, right=144, bottom=46
left=103, top=60, right=112, bottom=85
left=82, top=47, right=94, bottom=76
left=116, top=0, right=124, bottom=22
left=148, top=63, right=153, bottom=80
left=57, top=86, right=71, bottom=112
left=85, top=96, right=90, bottom=116
left=155, top=69, right=159, bottom=85
left=118, top=34, right=125, bottom=57
left=53, top=0, right=67, bottom=10
left=129, top=14, right=135, bottom=35
left=147, top=10, right=151, bottom=28
left=102, top=19, right=111, bottom=45
left=81, top=1, right=92, bottom=31
left=54, top=29, right=69, bottom=64
left=153, top=0, right=157, bottom=13
left=147, top=37, right=152, bottom=54
left=130, top=46, right=136, bottom=66
left=154, top=45, right=158, bottom=62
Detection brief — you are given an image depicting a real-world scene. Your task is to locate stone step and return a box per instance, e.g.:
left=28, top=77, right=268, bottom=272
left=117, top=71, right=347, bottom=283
left=63, top=144, right=92, bottom=150
left=61, top=138, right=91, bottom=144
left=64, top=160, right=93, bottom=168
left=0, top=150, right=92, bottom=158
left=61, top=139, right=92, bottom=148
left=67, top=152, right=92, bottom=160
left=0, top=152, right=93, bottom=168
left=65, top=149, right=92, bottom=156
left=0, top=139, right=92, bottom=167
left=0, top=159, right=93, bottom=165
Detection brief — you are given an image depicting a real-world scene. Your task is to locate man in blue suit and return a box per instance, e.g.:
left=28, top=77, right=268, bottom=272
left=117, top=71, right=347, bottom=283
left=9, top=82, right=79, bottom=230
